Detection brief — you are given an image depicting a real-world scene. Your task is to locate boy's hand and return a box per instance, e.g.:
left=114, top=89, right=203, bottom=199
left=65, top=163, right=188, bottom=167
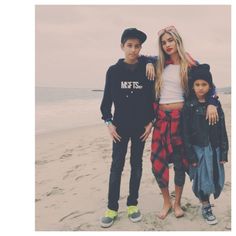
left=107, top=124, right=121, bottom=143
left=206, top=105, right=219, bottom=125
left=192, top=163, right=198, bottom=167
left=140, top=122, right=153, bottom=142
left=146, top=63, right=155, bottom=80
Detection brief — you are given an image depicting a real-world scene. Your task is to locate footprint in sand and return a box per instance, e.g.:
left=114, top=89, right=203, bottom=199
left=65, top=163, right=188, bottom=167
left=59, top=211, right=94, bottom=223
left=73, top=223, right=94, bottom=231
left=63, top=164, right=83, bottom=180
left=181, top=202, right=200, bottom=220
left=142, top=213, right=165, bottom=230
left=46, top=187, right=64, bottom=197
left=75, top=174, right=90, bottom=181
left=90, top=174, right=100, bottom=180
left=62, top=169, right=74, bottom=180
left=60, top=149, right=73, bottom=160
left=35, top=160, right=51, bottom=165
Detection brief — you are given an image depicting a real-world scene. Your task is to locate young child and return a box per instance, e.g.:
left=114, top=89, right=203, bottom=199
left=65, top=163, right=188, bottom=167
left=182, top=64, right=228, bottom=225
left=100, top=28, right=154, bottom=228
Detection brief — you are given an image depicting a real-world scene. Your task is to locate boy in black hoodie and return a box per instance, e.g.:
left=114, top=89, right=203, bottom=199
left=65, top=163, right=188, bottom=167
left=100, top=28, right=154, bottom=228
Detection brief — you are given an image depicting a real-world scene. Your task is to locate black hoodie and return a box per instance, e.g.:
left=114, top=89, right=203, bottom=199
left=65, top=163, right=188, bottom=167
left=100, top=56, right=154, bottom=136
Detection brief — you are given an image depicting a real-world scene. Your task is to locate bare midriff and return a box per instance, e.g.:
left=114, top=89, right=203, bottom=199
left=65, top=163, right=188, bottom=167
left=159, top=102, right=184, bottom=111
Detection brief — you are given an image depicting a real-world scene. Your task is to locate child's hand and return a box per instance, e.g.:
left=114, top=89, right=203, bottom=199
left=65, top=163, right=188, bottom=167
left=192, top=163, right=198, bottom=167
left=107, top=124, right=121, bottom=143
left=140, top=122, right=153, bottom=141
left=146, top=63, right=155, bottom=80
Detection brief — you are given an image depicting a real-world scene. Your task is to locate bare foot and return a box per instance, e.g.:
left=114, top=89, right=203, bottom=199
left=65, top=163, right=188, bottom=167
left=158, top=204, right=172, bottom=220
left=173, top=204, right=184, bottom=218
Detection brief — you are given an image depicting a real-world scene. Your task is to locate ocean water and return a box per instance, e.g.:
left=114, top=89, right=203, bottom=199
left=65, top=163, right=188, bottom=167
left=36, top=87, right=231, bottom=135
left=36, top=87, right=104, bottom=135
left=36, top=87, right=103, bottom=104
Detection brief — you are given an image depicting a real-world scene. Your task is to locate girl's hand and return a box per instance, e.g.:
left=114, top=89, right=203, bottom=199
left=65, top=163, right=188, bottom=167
left=206, top=105, right=219, bottom=125
left=140, top=122, right=153, bottom=141
left=220, top=161, right=226, bottom=164
left=192, top=163, right=198, bottom=167
left=146, top=63, right=155, bottom=80
left=107, top=124, right=121, bottom=143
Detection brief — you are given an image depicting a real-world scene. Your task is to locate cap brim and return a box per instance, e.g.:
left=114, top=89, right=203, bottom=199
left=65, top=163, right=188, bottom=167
left=121, top=29, right=147, bottom=44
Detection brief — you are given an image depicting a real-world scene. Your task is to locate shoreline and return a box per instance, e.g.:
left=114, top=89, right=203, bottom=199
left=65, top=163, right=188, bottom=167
left=36, top=123, right=103, bottom=137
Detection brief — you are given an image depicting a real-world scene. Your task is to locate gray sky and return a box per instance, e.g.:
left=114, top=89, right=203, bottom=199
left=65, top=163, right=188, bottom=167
left=36, top=5, right=231, bottom=89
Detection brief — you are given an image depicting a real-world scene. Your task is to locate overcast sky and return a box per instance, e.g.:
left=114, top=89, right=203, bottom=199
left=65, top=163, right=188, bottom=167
left=36, top=5, right=231, bottom=89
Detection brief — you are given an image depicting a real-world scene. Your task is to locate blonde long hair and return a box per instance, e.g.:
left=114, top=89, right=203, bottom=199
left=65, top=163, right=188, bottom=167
left=155, top=28, right=195, bottom=99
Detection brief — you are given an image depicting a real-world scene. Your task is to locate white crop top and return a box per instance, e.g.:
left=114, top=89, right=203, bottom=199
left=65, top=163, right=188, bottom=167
left=159, top=64, right=184, bottom=104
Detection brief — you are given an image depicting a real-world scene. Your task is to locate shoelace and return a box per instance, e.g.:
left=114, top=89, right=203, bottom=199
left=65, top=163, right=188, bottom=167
left=204, top=206, right=214, bottom=218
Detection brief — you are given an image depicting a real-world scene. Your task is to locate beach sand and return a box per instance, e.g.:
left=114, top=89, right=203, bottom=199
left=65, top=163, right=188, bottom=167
left=35, top=96, right=231, bottom=231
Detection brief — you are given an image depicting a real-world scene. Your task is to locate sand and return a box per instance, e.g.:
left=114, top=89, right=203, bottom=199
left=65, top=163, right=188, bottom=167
left=35, top=97, right=231, bottom=231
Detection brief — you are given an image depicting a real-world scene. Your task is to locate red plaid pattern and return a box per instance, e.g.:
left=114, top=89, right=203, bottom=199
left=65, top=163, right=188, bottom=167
left=151, top=102, right=188, bottom=188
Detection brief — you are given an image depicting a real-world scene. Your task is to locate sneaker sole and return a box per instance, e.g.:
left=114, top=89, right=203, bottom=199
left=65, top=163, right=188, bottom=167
left=129, top=215, right=142, bottom=223
left=205, top=219, right=218, bottom=225
left=100, top=216, right=117, bottom=228
left=100, top=221, right=114, bottom=228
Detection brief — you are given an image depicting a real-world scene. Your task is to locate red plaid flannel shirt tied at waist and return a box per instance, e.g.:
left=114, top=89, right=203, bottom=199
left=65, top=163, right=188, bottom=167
left=150, top=103, right=188, bottom=188
left=151, top=103, right=183, bottom=162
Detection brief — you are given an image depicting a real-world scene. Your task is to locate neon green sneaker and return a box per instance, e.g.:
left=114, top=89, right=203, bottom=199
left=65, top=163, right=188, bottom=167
left=127, top=205, right=142, bottom=222
left=100, top=209, right=118, bottom=228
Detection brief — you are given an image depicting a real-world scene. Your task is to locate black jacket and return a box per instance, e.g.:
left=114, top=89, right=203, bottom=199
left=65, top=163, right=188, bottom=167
left=182, top=97, right=228, bottom=163
left=100, top=57, right=154, bottom=136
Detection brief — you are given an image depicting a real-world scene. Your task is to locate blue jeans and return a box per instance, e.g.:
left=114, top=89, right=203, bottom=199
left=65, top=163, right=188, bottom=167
left=107, top=133, right=145, bottom=211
